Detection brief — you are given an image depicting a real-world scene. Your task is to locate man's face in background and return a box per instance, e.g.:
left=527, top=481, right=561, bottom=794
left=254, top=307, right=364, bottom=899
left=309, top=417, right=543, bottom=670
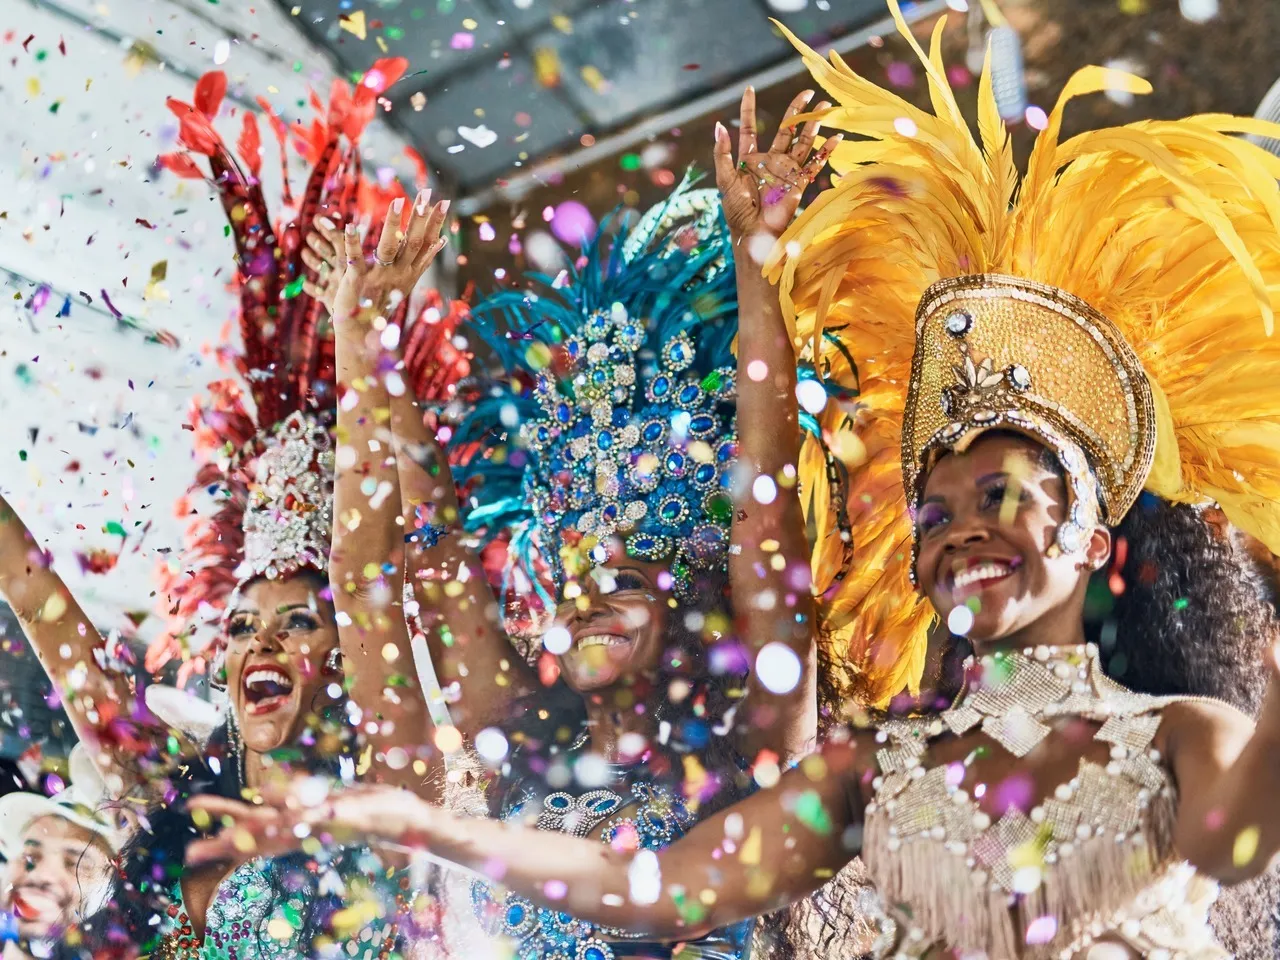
left=2, top=815, right=110, bottom=943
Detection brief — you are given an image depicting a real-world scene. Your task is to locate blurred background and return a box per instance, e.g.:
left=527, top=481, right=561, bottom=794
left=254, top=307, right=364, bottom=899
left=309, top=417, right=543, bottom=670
left=2, top=0, right=1278, bottom=779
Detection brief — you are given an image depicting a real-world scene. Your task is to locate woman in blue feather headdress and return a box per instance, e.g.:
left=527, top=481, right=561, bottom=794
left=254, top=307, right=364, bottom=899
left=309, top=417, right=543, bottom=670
left=188, top=91, right=869, bottom=959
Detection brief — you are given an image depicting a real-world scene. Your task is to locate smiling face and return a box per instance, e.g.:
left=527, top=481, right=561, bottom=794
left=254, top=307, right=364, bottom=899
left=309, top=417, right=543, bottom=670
left=552, top=554, right=673, bottom=694
left=2, top=815, right=110, bottom=940
left=914, top=432, right=1111, bottom=648
left=223, top=572, right=341, bottom=754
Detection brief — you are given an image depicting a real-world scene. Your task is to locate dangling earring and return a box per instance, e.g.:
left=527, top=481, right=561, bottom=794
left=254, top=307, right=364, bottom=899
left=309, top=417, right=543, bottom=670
left=225, top=707, right=246, bottom=788
left=323, top=647, right=343, bottom=676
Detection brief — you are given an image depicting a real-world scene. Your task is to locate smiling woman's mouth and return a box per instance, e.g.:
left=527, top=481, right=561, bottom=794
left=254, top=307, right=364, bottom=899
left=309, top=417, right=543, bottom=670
left=242, top=665, right=295, bottom=714
left=575, top=633, right=632, bottom=650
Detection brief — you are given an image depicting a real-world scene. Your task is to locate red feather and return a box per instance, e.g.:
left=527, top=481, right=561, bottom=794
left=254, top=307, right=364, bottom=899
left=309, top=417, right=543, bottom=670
left=194, top=70, right=227, bottom=119
left=404, top=146, right=429, bottom=189
left=166, top=98, right=221, bottom=156
left=237, top=113, right=262, bottom=175
left=157, top=152, right=205, bottom=180
left=255, top=96, right=289, bottom=146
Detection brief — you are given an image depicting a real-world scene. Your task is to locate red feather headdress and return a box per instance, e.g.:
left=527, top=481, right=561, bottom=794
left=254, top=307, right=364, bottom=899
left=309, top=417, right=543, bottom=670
left=148, top=65, right=472, bottom=682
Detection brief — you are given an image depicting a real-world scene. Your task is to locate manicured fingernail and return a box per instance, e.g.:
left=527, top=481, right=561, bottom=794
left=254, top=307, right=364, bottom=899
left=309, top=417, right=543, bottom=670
left=714, top=121, right=727, bottom=142
left=317, top=216, right=335, bottom=230
left=801, top=90, right=815, bottom=103
left=345, top=223, right=356, bottom=235
left=439, top=199, right=450, bottom=215
left=416, top=189, right=431, bottom=214
left=391, top=197, right=405, bottom=214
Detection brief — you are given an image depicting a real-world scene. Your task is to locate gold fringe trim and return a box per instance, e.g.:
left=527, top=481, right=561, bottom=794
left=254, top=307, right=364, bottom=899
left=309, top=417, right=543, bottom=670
left=865, top=792, right=1179, bottom=957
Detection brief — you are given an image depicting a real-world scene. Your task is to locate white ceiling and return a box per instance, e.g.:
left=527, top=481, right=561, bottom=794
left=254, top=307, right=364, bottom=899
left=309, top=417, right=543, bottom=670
left=0, top=0, right=413, bottom=648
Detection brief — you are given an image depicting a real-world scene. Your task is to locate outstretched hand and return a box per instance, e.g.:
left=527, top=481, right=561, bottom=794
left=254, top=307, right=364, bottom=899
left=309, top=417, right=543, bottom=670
left=186, top=778, right=427, bottom=867
left=713, top=87, right=841, bottom=243
left=300, top=189, right=450, bottom=322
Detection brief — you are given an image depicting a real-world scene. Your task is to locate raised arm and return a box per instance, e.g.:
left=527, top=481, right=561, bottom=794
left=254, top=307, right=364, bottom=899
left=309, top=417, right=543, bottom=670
left=189, top=735, right=868, bottom=939
left=324, top=194, right=451, bottom=797
left=713, top=88, right=842, bottom=761
left=1165, top=651, right=1280, bottom=884
left=0, top=495, right=162, bottom=797
left=305, top=214, right=535, bottom=746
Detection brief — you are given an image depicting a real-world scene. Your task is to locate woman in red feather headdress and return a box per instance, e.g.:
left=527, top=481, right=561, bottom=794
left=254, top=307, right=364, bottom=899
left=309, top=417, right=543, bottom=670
left=0, top=61, right=467, bottom=959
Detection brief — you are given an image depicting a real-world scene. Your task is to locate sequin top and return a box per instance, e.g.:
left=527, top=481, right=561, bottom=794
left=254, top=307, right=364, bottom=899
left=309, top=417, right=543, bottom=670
left=469, top=773, right=753, bottom=960
left=862, top=643, right=1226, bottom=959
left=156, top=853, right=405, bottom=960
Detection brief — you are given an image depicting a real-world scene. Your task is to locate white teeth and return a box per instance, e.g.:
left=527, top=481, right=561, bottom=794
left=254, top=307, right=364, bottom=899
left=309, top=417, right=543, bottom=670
left=953, top=563, right=1013, bottom=589
left=576, top=634, right=629, bottom=650
left=245, top=669, right=293, bottom=690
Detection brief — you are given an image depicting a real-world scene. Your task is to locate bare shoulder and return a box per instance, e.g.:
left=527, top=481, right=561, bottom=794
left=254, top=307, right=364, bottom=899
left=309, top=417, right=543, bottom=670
left=1157, top=697, right=1254, bottom=757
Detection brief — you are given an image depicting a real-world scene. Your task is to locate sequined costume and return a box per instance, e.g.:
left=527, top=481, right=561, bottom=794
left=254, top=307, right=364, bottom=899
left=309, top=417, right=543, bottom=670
left=869, top=645, right=1227, bottom=958
left=468, top=737, right=753, bottom=960
left=760, top=0, right=1280, bottom=955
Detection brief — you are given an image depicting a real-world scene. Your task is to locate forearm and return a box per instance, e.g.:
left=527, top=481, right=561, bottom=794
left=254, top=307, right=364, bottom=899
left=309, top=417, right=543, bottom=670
left=389, top=381, right=534, bottom=733
left=0, top=496, right=155, bottom=791
left=1175, top=685, right=1280, bottom=883
left=730, top=251, right=818, bottom=758
left=331, top=307, right=429, bottom=784
left=387, top=775, right=844, bottom=940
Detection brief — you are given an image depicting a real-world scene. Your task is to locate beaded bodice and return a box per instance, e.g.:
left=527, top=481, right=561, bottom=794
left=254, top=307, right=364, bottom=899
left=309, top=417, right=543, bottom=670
left=472, top=775, right=752, bottom=960
left=157, top=854, right=404, bottom=960
left=863, top=643, right=1223, bottom=959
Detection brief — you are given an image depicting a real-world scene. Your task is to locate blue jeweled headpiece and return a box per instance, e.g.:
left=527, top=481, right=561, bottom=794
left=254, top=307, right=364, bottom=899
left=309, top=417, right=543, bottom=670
left=452, top=179, right=738, bottom=603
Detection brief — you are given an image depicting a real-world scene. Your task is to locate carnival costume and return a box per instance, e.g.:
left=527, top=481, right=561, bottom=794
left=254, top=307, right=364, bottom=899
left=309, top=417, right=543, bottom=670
left=143, top=66, right=468, bottom=960
left=433, top=182, right=866, bottom=960
left=767, top=2, right=1280, bottom=956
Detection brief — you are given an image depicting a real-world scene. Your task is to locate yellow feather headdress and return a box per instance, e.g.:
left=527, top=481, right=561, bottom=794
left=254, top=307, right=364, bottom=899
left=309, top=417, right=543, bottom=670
left=773, top=2, right=1280, bottom=706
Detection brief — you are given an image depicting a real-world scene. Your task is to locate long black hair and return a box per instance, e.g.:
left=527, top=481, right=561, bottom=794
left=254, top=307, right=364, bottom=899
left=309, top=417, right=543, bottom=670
left=491, top=566, right=753, bottom=821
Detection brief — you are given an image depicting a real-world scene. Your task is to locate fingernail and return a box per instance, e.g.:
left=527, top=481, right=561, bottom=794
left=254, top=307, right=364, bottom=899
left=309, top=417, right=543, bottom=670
left=317, top=216, right=335, bottom=230
left=802, top=90, right=815, bottom=102
left=714, top=121, right=727, bottom=142
left=416, top=189, right=431, bottom=215
left=746, top=85, right=755, bottom=95
left=391, top=197, right=405, bottom=214
left=439, top=199, right=450, bottom=215
left=345, top=223, right=356, bottom=235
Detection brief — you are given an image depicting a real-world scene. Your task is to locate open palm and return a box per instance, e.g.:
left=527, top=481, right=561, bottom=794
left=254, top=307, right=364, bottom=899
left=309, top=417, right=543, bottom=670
left=713, top=87, right=841, bottom=240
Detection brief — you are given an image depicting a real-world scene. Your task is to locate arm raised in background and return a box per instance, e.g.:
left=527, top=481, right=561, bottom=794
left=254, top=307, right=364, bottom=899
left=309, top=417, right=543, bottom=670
left=0, top=496, right=162, bottom=797
left=324, top=192, right=450, bottom=798
left=304, top=212, right=535, bottom=754
left=713, top=88, right=842, bottom=761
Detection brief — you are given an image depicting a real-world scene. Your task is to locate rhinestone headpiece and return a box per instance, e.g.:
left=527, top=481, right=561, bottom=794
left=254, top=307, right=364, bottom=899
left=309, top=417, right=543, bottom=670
left=904, top=274, right=1156, bottom=562
left=522, top=300, right=738, bottom=587
left=453, top=183, right=738, bottom=601
left=238, top=411, right=335, bottom=583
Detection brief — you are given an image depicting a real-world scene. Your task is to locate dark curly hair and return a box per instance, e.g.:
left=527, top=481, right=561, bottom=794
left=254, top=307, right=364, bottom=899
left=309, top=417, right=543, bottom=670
left=1083, top=491, right=1278, bottom=711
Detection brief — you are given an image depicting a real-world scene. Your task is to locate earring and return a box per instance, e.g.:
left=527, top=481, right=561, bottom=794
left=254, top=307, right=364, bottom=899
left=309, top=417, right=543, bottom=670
left=324, top=647, right=343, bottom=675
left=225, top=708, right=246, bottom=787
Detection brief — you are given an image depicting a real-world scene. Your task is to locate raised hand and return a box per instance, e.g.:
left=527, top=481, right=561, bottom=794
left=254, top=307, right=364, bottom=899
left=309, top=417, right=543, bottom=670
left=713, top=87, right=841, bottom=241
left=302, top=190, right=450, bottom=323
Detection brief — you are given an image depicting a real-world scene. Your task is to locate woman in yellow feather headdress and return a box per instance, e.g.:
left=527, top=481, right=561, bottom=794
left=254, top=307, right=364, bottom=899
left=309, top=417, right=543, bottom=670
left=154, top=3, right=1280, bottom=957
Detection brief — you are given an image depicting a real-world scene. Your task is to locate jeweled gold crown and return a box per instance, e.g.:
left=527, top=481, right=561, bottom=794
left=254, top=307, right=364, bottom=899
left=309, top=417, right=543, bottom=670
left=903, top=274, right=1157, bottom=554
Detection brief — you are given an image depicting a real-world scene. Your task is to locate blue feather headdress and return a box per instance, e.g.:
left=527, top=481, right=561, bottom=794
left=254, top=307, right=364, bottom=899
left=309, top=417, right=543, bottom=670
left=451, top=180, right=739, bottom=607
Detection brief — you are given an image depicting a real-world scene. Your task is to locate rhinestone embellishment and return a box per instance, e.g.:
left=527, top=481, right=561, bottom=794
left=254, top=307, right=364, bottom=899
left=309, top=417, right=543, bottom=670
left=944, top=309, right=974, bottom=336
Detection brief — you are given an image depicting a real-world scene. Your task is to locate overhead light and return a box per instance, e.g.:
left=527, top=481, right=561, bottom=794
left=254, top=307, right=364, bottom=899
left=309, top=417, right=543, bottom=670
left=766, top=0, right=809, bottom=11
